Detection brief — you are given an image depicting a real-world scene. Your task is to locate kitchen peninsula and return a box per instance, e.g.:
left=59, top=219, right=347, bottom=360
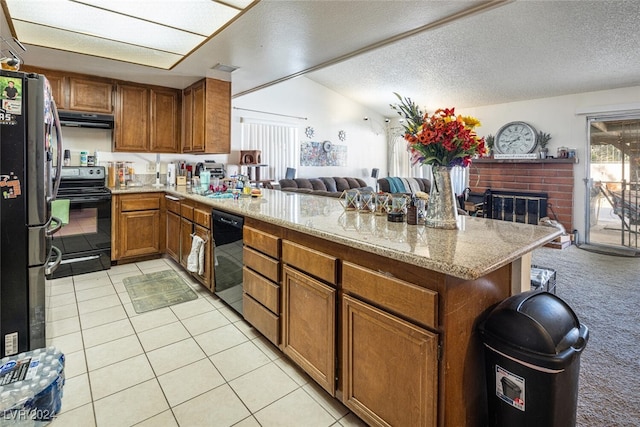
left=111, top=186, right=561, bottom=427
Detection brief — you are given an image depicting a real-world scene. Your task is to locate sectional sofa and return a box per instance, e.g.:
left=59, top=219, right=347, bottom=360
left=278, top=177, right=371, bottom=197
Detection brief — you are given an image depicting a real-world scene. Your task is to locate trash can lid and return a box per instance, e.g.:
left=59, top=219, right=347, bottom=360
left=480, top=291, right=583, bottom=356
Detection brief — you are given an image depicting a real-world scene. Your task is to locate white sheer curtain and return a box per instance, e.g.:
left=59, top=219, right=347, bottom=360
left=388, top=128, right=469, bottom=196
left=240, top=118, right=299, bottom=181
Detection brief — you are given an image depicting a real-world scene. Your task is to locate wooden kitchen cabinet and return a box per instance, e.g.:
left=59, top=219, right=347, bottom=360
left=243, top=226, right=282, bottom=346
left=115, top=83, right=149, bottom=152
left=165, top=195, right=181, bottom=263
left=342, top=294, right=438, bottom=427
left=281, top=240, right=338, bottom=395
left=240, top=215, right=516, bottom=427
left=112, top=193, right=164, bottom=261
left=41, top=70, right=67, bottom=110
left=181, top=78, right=230, bottom=154
left=150, top=87, right=181, bottom=152
left=341, top=261, right=439, bottom=426
left=68, top=76, right=113, bottom=113
left=179, top=199, right=212, bottom=290
left=115, top=82, right=180, bottom=152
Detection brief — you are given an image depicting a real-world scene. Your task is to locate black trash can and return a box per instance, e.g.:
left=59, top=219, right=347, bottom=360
left=479, top=290, right=589, bottom=427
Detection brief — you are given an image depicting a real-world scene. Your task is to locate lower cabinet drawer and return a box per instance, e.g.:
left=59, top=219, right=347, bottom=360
left=181, top=204, right=194, bottom=221
left=244, top=247, right=280, bottom=283
left=243, top=267, right=279, bottom=313
left=166, top=197, right=180, bottom=214
left=193, top=208, right=211, bottom=228
left=121, top=196, right=160, bottom=212
left=282, top=240, right=337, bottom=285
left=243, top=293, right=280, bottom=346
left=342, top=261, right=438, bottom=329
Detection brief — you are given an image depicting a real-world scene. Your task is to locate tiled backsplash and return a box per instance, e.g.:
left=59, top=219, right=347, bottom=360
left=61, top=127, right=228, bottom=177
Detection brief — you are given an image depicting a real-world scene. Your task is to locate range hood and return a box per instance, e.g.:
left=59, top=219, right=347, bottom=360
left=58, top=111, right=114, bottom=129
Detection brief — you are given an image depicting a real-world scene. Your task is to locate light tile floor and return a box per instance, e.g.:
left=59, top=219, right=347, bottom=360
left=45, top=257, right=367, bottom=427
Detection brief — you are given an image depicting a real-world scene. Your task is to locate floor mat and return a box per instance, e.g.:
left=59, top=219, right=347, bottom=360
left=123, top=269, right=198, bottom=314
left=575, top=243, right=640, bottom=257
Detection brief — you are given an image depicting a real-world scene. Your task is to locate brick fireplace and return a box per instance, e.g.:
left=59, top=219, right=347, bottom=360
left=468, top=159, right=575, bottom=232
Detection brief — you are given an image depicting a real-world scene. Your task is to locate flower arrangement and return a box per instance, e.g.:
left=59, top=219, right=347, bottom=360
left=390, top=93, right=486, bottom=167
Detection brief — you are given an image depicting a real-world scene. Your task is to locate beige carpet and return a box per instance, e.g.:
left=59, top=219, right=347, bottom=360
left=531, top=245, right=640, bottom=427
left=123, top=270, right=198, bottom=314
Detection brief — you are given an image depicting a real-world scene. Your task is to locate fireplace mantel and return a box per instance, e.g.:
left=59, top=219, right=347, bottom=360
left=474, top=158, right=578, bottom=164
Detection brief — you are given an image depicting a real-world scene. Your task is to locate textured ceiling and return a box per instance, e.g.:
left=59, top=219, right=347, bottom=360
left=3, top=1, right=639, bottom=117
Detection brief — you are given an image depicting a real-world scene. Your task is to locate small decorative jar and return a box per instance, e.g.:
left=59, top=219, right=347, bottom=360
left=359, top=191, right=375, bottom=213
left=374, top=193, right=390, bottom=216
left=340, top=189, right=361, bottom=211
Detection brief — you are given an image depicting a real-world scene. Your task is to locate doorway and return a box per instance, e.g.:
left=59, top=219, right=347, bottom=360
left=586, top=115, right=640, bottom=253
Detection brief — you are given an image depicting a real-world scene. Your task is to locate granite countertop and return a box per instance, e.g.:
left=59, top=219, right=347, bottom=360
left=111, top=185, right=561, bottom=280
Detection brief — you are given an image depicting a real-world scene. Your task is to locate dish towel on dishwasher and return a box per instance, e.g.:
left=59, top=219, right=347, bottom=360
left=187, top=234, right=205, bottom=275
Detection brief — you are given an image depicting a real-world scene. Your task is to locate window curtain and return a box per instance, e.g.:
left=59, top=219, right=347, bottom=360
left=240, top=119, right=299, bottom=181
left=388, top=127, right=469, bottom=195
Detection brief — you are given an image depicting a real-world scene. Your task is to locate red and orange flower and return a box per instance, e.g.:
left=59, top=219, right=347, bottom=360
left=390, top=93, right=486, bottom=167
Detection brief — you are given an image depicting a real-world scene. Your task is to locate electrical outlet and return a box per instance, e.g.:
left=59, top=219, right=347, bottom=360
left=146, top=162, right=155, bottom=172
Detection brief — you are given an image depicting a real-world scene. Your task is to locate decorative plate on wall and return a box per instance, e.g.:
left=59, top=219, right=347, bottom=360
left=338, top=130, right=346, bottom=141
left=305, top=126, right=315, bottom=139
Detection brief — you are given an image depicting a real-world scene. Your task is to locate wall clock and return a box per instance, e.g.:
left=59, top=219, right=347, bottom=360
left=305, top=126, right=315, bottom=139
left=323, top=141, right=332, bottom=152
left=495, top=121, right=538, bottom=154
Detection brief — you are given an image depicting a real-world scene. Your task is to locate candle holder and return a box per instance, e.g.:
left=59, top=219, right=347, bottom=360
left=339, top=189, right=361, bottom=211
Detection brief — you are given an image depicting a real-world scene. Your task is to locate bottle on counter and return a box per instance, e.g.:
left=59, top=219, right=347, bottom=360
left=107, top=162, right=116, bottom=187
left=80, top=151, right=88, bottom=166
left=63, top=149, right=70, bottom=167
left=407, top=195, right=418, bottom=225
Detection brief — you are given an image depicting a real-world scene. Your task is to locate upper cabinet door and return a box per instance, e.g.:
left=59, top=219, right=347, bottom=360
left=206, top=78, right=231, bottom=154
left=191, top=81, right=206, bottom=153
left=115, top=83, right=149, bottom=152
left=43, top=71, right=67, bottom=110
left=181, top=78, right=230, bottom=154
left=181, top=86, right=194, bottom=152
left=150, top=87, right=181, bottom=153
left=69, top=77, right=113, bottom=113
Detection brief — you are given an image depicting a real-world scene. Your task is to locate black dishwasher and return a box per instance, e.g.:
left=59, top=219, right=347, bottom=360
left=212, top=210, right=244, bottom=315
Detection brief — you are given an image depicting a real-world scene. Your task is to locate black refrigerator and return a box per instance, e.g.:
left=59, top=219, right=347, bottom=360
left=0, top=70, right=63, bottom=357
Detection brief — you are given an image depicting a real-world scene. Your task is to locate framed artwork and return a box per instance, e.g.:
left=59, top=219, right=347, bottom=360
left=300, top=141, right=347, bottom=166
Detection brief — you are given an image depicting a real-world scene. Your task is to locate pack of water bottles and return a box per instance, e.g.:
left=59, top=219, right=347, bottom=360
left=0, top=347, right=65, bottom=425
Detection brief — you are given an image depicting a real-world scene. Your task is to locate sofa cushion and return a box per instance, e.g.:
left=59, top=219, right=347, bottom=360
left=320, top=177, right=337, bottom=192
left=279, top=179, right=297, bottom=189
left=334, top=177, right=350, bottom=192
left=345, top=177, right=367, bottom=189
left=294, top=178, right=314, bottom=190
left=309, top=178, right=328, bottom=191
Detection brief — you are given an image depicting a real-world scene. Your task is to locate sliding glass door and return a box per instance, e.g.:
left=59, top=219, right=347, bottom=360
left=586, top=115, right=640, bottom=252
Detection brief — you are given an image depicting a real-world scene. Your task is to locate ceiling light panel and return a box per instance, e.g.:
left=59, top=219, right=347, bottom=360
left=13, top=20, right=181, bottom=69
left=77, top=0, right=244, bottom=36
left=6, top=0, right=204, bottom=54
left=4, top=0, right=256, bottom=69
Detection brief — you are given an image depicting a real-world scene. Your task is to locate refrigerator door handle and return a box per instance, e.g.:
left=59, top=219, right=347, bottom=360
left=49, top=99, right=63, bottom=201
left=47, top=216, right=63, bottom=236
left=45, top=245, right=62, bottom=275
